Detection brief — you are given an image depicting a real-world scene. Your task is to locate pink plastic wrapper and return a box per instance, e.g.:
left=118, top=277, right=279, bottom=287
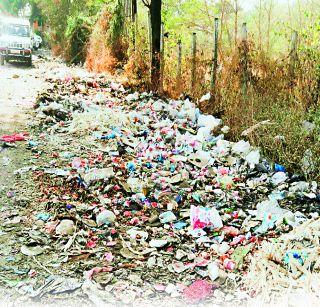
left=182, top=280, right=213, bottom=303
left=85, top=266, right=113, bottom=279
left=223, top=259, right=236, bottom=270
left=104, top=252, right=114, bottom=262
left=190, top=205, right=223, bottom=229
left=1, top=132, right=28, bottom=143
left=72, top=157, right=87, bottom=169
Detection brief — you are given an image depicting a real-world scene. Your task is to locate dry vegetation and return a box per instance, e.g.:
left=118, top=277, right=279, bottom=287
left=86, top=8, right=118, bottom=73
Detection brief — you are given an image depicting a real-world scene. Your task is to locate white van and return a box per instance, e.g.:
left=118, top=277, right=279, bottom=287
left=0, top=16, right=33, bottom=66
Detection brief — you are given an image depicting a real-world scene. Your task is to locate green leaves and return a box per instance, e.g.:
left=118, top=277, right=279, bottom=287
left=0, top=0, right=26, bottom=15
left=108, top=0, right=125, bottom=45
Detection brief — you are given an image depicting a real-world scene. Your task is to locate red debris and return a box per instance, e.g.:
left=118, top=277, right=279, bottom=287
left=85, top=266, right=113, bottom=279
left=182, top=280, right=213, bottom=303
left=222, top=226, right=240, bottom=237
left=1, top=132, right=28, bottom=143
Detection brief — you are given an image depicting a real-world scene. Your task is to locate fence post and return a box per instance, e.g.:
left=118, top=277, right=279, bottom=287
left=241, top=22, right=248, bottom=100
left=148, top=10, right=152, bottom=82
left=191, top=33, right=197, bottom=93
left=176, top=39, right=182, bottom=93
left=132, top=0, right=137, bottom=52
left=289, top=30, right=298, bottom=81
left=160, top=22, right=165, bottom=93
left=210, top=17, right=219, bottom=98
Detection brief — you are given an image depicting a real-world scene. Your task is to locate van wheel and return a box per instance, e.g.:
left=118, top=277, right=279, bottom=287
left=0, top=56, right=4, bottom=66
left=27, top=58, right=32, bottom=67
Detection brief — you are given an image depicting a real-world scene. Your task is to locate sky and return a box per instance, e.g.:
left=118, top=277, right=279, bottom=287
left=241, top=0, right=296, bottom=12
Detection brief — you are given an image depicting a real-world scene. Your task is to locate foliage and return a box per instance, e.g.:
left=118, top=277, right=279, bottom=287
left=0, top=0, right=27, bottom=14
left=109, top=0, right=125, bottom=45
left=86, top=7, right=118, bottom=73
left=65, top=14, right=94, bottom=64
left=107, top=0, right=128, bottom=62
left=28, top=0, right=106, bottom=60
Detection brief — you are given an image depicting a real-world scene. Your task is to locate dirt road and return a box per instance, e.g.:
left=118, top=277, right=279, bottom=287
left=0, top=57, right=48, bottom=305
left=0, top=57, right=93, bottom=306
left=0, top=61, right=43, bottom=131
left=0, top=58, right=47, bottom=227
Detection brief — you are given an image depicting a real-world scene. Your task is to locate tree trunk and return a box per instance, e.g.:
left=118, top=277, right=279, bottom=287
left=150, top=0, right=162, bottom=91
left=132, top=0, right=137, bottom=22
left=132, top=0, right=137, bottom=50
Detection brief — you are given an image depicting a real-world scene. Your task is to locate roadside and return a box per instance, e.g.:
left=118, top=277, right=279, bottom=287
left=0, top=55, right=42, bottom=304
left=0, top=54, right=94, bottom=306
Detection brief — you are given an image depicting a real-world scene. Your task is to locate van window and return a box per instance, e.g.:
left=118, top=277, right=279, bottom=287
left=4, top=24, right=30, bottom=37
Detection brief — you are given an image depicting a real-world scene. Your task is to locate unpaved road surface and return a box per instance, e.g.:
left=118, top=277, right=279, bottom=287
left=0, top=58, right=46, bottom=237
left=0, top=56, right=54, bottom=208
left=0, top=59, right=44, bottom=305
left=0, top=57, right=94, bottom=306
left=0, top=62, right=43, bottom=131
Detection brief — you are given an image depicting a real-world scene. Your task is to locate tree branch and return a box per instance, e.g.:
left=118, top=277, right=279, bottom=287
left=141, top=0, right=151, bottom=9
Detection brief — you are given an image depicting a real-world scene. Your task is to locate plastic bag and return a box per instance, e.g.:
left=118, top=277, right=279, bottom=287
left=197, top=114, right=222, bottom=130
left=232, top=140, right=251, bottom=155
left=190, top=205, right=223, bottom=230
left=245, top=150, right=260, bottom=166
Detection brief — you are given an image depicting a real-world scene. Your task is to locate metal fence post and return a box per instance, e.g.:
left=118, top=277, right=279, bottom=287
left=191, top=32, right=197, bottom=93
left=176, top=39, right=182, bottom=93
left=210, top=18, right=219, bottom=97
left=241, top=22, right=248, bottom=100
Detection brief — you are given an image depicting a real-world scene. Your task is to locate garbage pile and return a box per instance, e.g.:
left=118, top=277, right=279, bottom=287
left=12, top=74, right=319, bottom=303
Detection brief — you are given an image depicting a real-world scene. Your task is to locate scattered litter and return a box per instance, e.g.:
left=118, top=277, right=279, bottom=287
left=1, top=133, right=28, bottom=143
left=1, top=68, right=318, bottom=305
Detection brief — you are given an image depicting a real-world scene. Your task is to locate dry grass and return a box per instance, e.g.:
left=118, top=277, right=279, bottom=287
left=243, top=218, right=320, bottom=303
left=85, top=8, right=117, bottom=73
left=123, top=35, right=151, bottom=89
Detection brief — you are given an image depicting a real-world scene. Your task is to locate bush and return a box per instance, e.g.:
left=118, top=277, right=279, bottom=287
left=86, top=2, right=129, bottom=73
left=65, top=15, right=93, bottom=65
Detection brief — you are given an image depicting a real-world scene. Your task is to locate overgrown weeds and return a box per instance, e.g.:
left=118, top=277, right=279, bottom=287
left=86, top=4, right=129, bottom=73
left=65, top=14, right=93, bottom=64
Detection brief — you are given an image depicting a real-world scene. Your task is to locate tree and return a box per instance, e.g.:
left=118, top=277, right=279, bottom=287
left=0, top=0, right=27, bottom=15
left=142, top=0, right=162, bottom=91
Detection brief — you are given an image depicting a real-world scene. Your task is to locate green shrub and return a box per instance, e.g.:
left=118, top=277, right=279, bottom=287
left=65, top=14, right=93, bottom=64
